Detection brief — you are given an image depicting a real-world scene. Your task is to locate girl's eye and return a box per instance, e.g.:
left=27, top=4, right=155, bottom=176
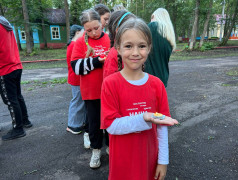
left=139, top=45, right=147, bottom=48
left=125, top=45, right=131, bottom=48
left=87, top=30, right=92, bottom=33
left=94, top=27, right=99, bottom=30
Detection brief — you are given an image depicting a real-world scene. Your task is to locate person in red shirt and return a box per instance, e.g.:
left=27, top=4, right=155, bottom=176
left=0, top=16, right=32, bottom=141
left=71, top=9, right=110, bottom=169
left=94, top=4, right=110, bottom=31
left=66, top=25, right=87, bottom=135
left=103, top=10, right=136, bottom=79
left=101, top=18, right=178, bottom=180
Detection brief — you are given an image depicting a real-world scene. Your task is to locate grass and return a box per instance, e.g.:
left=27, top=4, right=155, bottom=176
left=21, top=77, right=68, bottom=91
left=20, top=48, right=67, bottom=61
left=226, top=68, right=238, bottom=76
left=23, top=60, right=67, bottom=69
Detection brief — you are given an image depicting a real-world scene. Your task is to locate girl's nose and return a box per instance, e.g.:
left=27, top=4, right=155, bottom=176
left=132, top=47, right=139, bottom=56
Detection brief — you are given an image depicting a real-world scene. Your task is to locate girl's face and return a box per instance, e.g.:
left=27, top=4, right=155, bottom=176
left=100, top=12, right=110, bottom=29
left=84, top=20, right=102, bottom=39
left=117, top=29, right=150, bottom=72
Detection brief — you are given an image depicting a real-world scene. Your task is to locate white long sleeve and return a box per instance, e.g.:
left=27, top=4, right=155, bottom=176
left=106, top=114, right=152, bottom=135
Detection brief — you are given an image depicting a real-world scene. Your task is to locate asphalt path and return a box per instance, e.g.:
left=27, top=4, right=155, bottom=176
left=0, top=56, right=237, bottom=180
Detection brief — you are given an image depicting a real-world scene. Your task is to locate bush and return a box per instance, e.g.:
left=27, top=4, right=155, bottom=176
left=200, top=42, right=215, bottom=51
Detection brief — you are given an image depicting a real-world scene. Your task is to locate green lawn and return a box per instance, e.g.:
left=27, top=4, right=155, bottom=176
left=20, top=48, right=67, bottom=61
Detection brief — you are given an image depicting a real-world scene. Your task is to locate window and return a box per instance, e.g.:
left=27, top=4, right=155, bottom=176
left=50, top=26, right=61, bottom=40
left=21, top=31, right=26, bottom=40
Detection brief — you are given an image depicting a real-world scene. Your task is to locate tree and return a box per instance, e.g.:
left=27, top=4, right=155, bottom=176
left=189, top=0, right=200, bottom=50
left=21, top=0, right=33, bottom=54
left=220, top=0, right=238, bottom=45
left=64, top=0, right=70, bottom=42
left=70, top=0, right=92, bottom=25
left=199, top=0, right=213, bottom=48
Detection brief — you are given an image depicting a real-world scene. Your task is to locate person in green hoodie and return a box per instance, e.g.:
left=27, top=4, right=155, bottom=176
left=145, top=8, right=176, bottom=87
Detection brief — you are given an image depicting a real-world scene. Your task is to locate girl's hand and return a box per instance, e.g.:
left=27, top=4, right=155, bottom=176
left=105, top=49, right=110, bottom=56
left=143, top=112, right=178, bottom=126
left=154, top=164, right=167, bottom=180
left=98, top=57, right=106, bottom=63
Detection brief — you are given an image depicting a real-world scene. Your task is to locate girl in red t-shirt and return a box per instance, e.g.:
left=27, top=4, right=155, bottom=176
left=103, top=10, right=136, bottom=79
left=66, top=25, right=86, bottom=135
left=101, top=18, right=178, bottom=180
left=71, top=9, right=110, bottom=169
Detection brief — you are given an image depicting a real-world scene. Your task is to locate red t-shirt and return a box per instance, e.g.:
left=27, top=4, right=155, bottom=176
left=101, top=72, right=170, bottom=180
left=103, top=47, right=118, bottom=79
left=71, top=33, right=110, bottom=100
left=0, top=24, right=22, bottom=76
left=66, top=41, right=80, bottom=86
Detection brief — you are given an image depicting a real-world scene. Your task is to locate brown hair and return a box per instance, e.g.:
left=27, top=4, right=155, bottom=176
left=108, top=10, right=136, bottom=48
left=80, top=9, right=101, bottom=58
left=115, top=18, right=152, bottom=71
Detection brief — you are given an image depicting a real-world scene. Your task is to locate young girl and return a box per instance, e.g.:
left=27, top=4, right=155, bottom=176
left=94, top=4, right=110, bottom=31
left=103, top=10, right=136, bottom=79
left=145, top=8, right=176, bottom=87
left=71, top=9, right=110, bottom=169
left=66, top=25, right=86, bottom=135
left=101, top=18, right=178, bottom=180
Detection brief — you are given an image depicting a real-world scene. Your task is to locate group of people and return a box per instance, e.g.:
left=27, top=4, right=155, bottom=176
left=0, top=3, right=178, bottom=180
left=66, top=3, right=178, bottom=180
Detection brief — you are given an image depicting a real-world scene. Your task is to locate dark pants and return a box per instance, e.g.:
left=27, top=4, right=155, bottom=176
left=85, top=99, right=109, bottom=149
left=0, top=69, right=29, bottom=130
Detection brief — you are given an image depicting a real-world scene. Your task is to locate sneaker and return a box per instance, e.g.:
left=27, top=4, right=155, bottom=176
left=84, top=132, right=90, bottom=149
left=2, top=128, right=26, bottom=141
left=23, top=120, right=33, bottom=128
left=90, top=149, right=101, bottom=168
left=106, top=146, right=109, bottom=155
left=66, top=126, right=82, bottom=135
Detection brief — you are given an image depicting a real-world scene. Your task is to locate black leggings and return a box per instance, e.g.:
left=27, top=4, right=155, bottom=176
left=0, top=69, right=29, bottom=129
left=84, top=99, right=109, bottom=149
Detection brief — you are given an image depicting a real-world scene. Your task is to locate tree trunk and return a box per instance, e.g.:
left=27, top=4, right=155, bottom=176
left=14, top=25, right=22, bottom=51
left=64, top=0, right=70, bottom=43
left=220, top=0, right=238, bottom=46
left=189, top=0, right=200, bottom=50
left=40, top=0, right=47, bottom=48
left=199, top=0, right=213, bottom=48
left=21, top=0, right=33, bottom=54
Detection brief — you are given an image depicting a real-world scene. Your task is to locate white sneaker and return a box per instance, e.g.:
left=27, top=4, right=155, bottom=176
left=90, top=149, right=101, bottom=168
left=84, top=132, right=90, bottom=149
left=106, top=146, right=109, bottom=155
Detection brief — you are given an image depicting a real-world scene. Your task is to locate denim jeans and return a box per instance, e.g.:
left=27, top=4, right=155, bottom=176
left=0, top=69, right=29, bottom=129
left=68, top=85, right=86, bottom=128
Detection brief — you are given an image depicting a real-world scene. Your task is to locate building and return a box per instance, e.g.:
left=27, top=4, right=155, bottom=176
left=13, top=9, right=68, bottom=49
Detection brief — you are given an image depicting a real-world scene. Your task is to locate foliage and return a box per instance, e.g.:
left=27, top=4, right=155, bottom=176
left=199, top=42, right=215, bottom=51
left=69, top=0, right=92, bottom=25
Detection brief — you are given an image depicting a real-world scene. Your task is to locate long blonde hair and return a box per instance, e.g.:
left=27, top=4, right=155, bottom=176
left=152, top=8, right=176, bottom=51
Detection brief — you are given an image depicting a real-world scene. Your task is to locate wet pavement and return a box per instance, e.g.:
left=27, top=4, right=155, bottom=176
left=0, top=56, right=237, bottom=180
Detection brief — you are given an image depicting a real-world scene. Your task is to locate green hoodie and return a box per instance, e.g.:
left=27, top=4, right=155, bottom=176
left=145, top=21, right=172, bottom=87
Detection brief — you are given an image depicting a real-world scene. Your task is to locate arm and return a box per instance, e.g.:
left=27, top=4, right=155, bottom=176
left=106, top=114, right=152, bottom=135
left=71, top=56, right=102, bottom=75
left=154, top=125, right=168, bottom=180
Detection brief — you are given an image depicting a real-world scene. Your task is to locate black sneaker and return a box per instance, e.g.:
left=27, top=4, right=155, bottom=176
left=2, top=128, right=26, bottom=141
left=23, top=120, right=33, bottom=128
left=66, top=126, right=83, bottom=135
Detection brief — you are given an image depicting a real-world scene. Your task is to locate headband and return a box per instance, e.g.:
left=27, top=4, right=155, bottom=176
left=117, top=12, right=131, bottom=28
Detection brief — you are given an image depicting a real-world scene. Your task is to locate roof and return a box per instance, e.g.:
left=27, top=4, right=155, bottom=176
left=44, top=9, right=66, bottom=24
